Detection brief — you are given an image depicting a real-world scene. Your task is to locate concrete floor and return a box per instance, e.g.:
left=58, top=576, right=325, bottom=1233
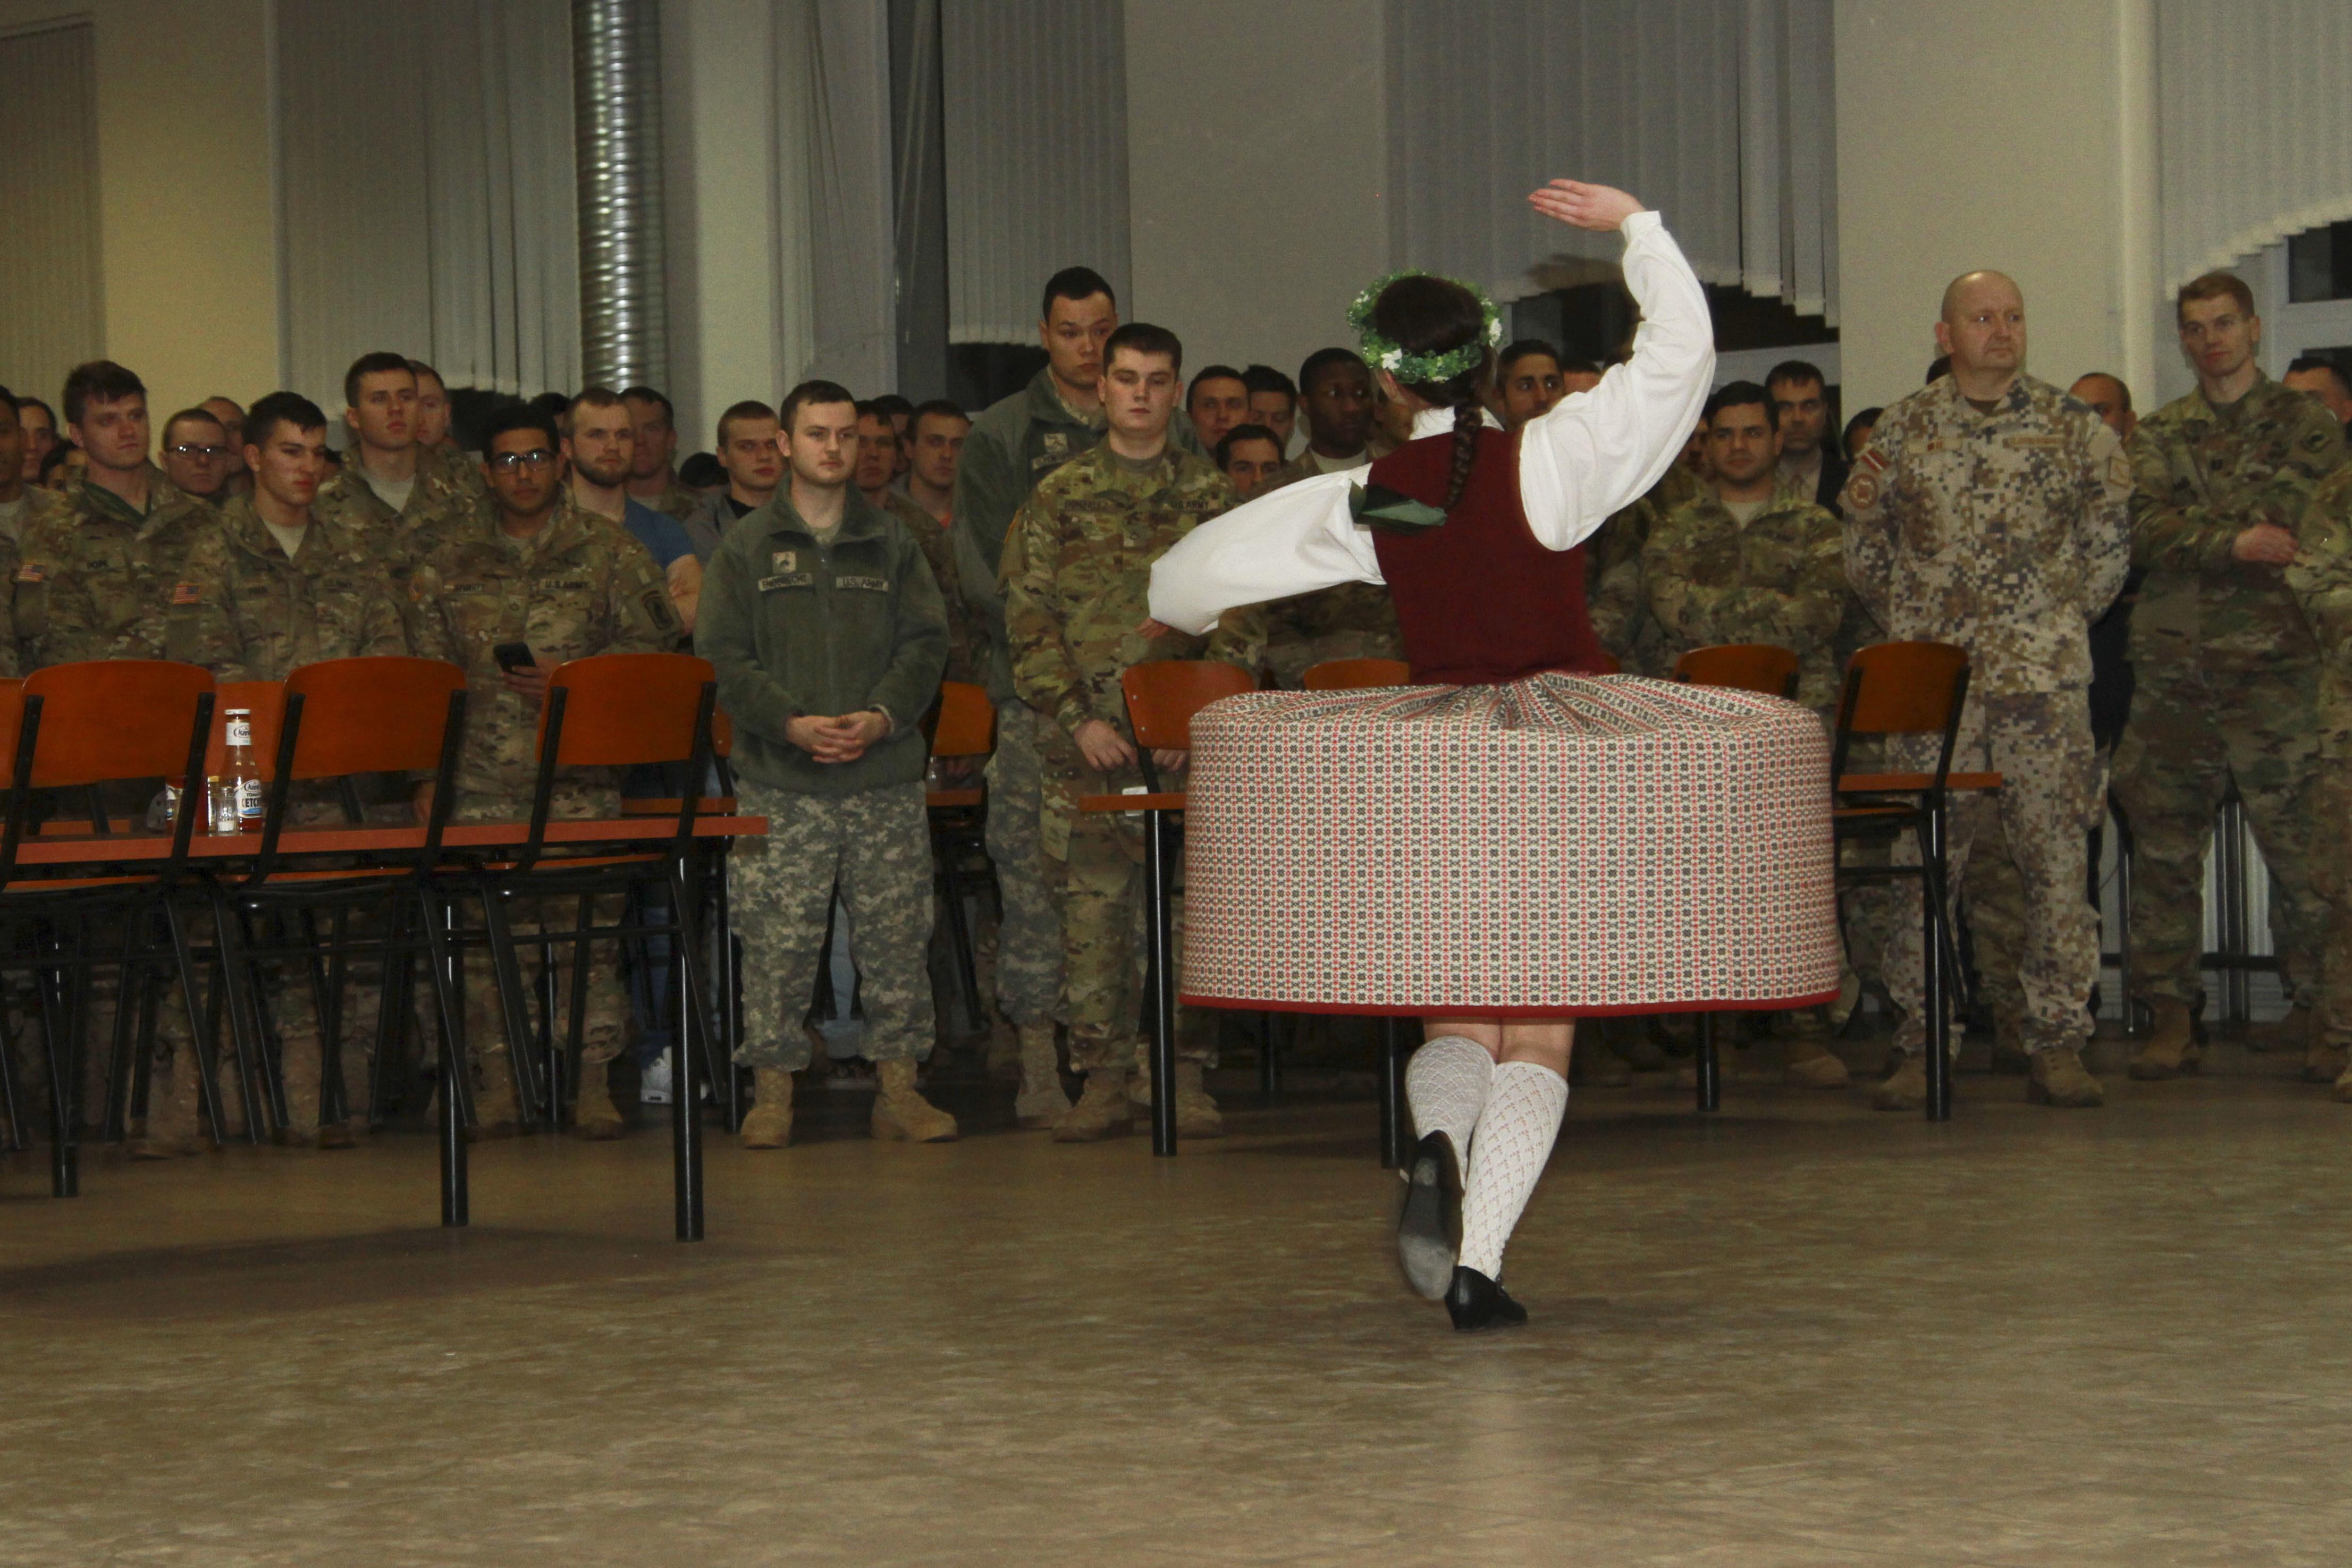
left=3, top=1038, right=2349, bottom=1567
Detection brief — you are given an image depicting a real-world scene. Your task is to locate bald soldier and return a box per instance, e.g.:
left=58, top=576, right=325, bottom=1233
left=2112, top=274, right=2345, bottom=1081
left=1842, top=271, right=2132, bottom=1110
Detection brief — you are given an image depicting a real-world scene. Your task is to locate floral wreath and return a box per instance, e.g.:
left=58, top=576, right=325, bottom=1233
left=1346, top=270, right=1504, bottom=384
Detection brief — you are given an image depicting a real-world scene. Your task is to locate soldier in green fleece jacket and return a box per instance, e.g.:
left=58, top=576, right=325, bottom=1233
left=696, top=379, right=954, bottom=1151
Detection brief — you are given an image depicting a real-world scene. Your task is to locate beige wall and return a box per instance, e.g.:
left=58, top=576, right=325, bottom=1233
left=1833, top=0, right=2161, bottom=414
left=1, top=0, right=280, bottom=426
left=1123, top=0, right=1387, bottom=399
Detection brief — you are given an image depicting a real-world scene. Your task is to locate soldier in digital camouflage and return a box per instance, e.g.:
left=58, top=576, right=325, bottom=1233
left=1001, top=322, right=1264, bottom=1143
left=312, top=352, right=480, bottom=602
left=1643, top=380, right=1851, bottom=1090
left=698, top=380, right=958, bottom=1150
left=1841, top=270, right=2131, bottom=1111
left=2285, top=462, right=2352, bottom=1103
left=405, top=404, right=677, bottom=1140
left=2111, top=272, right=2347, bottom=1083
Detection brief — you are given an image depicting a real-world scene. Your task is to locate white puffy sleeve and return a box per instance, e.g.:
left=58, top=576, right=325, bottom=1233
left=1516, top=210, right=1715, bottom=550
left=1147, top=468, right=1382, bottom=637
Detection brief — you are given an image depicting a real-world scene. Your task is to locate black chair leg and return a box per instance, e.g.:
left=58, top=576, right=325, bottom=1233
left=36, top=928, right=78, bottom=1197
left=415, top=887, right=471, bottom=1226
left=479, top=890, right=548, bottom=1127
left=563, top=893, right=595, bottom=1120
left=161, top=898, right=230, bottom=1150
left=1695, top=1011, right=1722, bottom=1112
left=0, top=986, right=24, bottom=1152
left=1378, top=1016, right=1407, bottom=1168
left=667, top=864, right=711, bottom=1242
left=1925, top=804, right=1953, bottom=1122
left=1142, top=808, right=1178, bottom=1157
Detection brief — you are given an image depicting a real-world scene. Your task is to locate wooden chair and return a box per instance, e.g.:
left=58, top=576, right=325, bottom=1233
left=205, top=659, right=474, bottom=1204
left=1831, top=640, right=1996, bottom=1122
left=1673, top=643, right=1800, bottom=700
left=1071, top=659, right=1256, bottom=1155
left=0, top=661, right=216, bottom=1196
left=926, top=681, right=996, bottom=1034
left=488, top=652, right=723, bottom=1239
left=1302, top=657, right=1412, bottom=690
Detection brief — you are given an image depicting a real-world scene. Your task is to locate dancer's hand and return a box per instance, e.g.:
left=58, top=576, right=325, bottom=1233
left=1528, top=180, right=1644, bottom=233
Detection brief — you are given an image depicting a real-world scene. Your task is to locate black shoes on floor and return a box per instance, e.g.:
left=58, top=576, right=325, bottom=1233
left=1444, top=1266, right=1528, bottom=1333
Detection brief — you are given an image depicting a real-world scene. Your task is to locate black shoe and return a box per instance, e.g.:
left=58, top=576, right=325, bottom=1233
left=1445, top=1267, right=1528, bottom=1333
left=1396, top=1131, right=1462, bottom=1301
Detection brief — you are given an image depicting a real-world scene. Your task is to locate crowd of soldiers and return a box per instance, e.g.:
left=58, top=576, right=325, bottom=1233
left=4, top=252, right=2350, bottom=1164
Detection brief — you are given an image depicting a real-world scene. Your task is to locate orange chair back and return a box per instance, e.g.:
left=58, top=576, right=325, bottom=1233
left=932, top=681, right=995, bottom=758
left=201, top=681, right=288, bottom=779
left=0, top=679, right=23, bottom=785
left=285, top=656, right=467, bottom=779
left=1302, top=657, right=1412, bottom=691
left=711, top=709, right=734, bottom=760
left=22, top=661, right=214, bottom=788
left=1120, top=660, right=1258, bottom=751
left=1675, top=644, right=1800, bottom=699
left=1837, top=642, right=1970, bottom=736
left=541, top=652, right=718, bottom=767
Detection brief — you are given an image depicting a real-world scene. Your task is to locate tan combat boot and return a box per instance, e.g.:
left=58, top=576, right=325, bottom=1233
left=1872, top=1051, right=1926, bottom=1111
left=467, top=1052, right=523, bottom=1142
left=1782, top=1027, right=1851, bottom=1089
left=739, top=1067, right=795, bottom=1149
left=871, top=1058, right=958, bottom=1142
left=1013, top=1022, right=1069, bottom=1129
left=2129, top=999, right=2195, bottom=1080
left=2302, top=1018, right=2347, bottom=1084
left=1173, top=1060, right=1225, bottom=1138
left=128, top=1057, right=203, bottom=1160
left=2027, top=1046, right=2103, bottom=1107
left=1989, top=1001, right=2031, bottom=1076
left=574, top=1065, right=626, bottom=1141
left=1054, top=1067, right=1133, bottom=1142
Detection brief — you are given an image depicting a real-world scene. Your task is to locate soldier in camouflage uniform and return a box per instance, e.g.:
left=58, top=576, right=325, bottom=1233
left=313, top=353, right=477, bottom=597
left=1842, top=271, right=2132, bottom=1110
left=163, top=393, right=408, bottom=1150
left=859, top=403, right=977, bottom=686
left=1643, top=381, right=1851, bottom=1089
left=950, top=269, right=1121, bottom=1116
left=699, top=381, right=957, bottom=1148
left=0, top=387, right=49, bottom=673
left=406, top=406, right=677, bottom=1139
left=2112, top=274, right=2347, bottom=1081
left=1001, top=324, right=1264, bottom=1141
left=1254, top=353, right=1404, bottom=686
left=1588, top=453, right=1701, bottom=676
left=2285, top=463, right=2352, bottom=1101
left=21, top=364, right=217, bottom=668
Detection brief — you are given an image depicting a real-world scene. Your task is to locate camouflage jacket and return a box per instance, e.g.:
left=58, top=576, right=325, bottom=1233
left=1642, top=479, right=1845, bottom=709
left=169, top=496, right=407, bottom=681
left=2128, top=373, right=2345, bottom=671
left=1258, top=454, right=1401, bottom=687
left=1588, top=462, right=1701, bottom=675
left=644, top=475, right=702, bottom=524
left=2286, top=465, right=2352, bottom=659
left=1001, top=443, right=1263, bottom=747
left=406, top=493, right=678, bottom=811
left=19, top=466, right=216, bottom=667
left=879, top=490, right=980, bottom=686
left=315, top=447, right=480, bottom=589
left=1842, top=374, right=2131, bottom=696
left=0, top=485, right=73, bottom=673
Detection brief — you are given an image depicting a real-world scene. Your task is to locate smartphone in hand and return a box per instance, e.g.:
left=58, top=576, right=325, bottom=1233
left=493, top=642, right=536, bottom=673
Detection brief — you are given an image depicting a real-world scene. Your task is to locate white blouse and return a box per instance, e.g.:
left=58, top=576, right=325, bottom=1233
left=1148, top=209, right=1715, bottom=636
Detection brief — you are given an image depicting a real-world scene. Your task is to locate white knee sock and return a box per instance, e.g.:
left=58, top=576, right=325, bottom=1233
left=1456, top=1061, right=1568, bottom=1280
left=1405, top=1035, right=1494, bottom=1169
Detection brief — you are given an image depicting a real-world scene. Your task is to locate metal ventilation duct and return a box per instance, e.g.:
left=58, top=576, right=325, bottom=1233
left=572, top=0, right=668, bottom=391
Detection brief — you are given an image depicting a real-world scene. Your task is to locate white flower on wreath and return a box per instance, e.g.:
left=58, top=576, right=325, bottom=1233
left=1381, top=349, right=1404, bottom=370
left=1486, top=318, right=1504, bottom=345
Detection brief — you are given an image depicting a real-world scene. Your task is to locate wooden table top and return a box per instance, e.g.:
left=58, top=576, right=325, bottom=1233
left=11, top=815, right=768, bottom=866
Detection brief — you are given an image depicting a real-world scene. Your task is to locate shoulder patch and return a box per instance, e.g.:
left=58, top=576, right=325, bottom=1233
left=15, top=563, right=45, bottom=584
left=771, top=549, right=796, bottom=574
left=1844, top=474, right=1881, bottom=511
left=2305, top=427, right=2338, bottom=455
left=1856, top=446, right=1892, bottom=476
left=640, top=586, right=680, bottom=634
left=170, top=581, right=201, bottom=606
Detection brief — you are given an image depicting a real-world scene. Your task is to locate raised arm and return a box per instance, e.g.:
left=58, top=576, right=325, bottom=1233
left=1516, top=184, right=1715, bottom=551
left=1145, top=469, right=1382, bottom=636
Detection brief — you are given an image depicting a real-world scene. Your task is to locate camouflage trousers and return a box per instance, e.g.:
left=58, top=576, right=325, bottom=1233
left=981, top=701, right=1065, bottom=1029
left=2110, top=655, right=2326, bottom=1009
left=2309, top=676, right=2352, bottom=1048
left=460, top=893, right=630, bottom=1086
left=1040, top=755, right=1216, bottom=1076
left=1886, top=691, right=2102, bottom=1056
left=731, top=780, right=934, bottom=1071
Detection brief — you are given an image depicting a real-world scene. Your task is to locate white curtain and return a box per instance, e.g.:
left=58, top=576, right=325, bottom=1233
left=940, top=0, right=1131, bottom=344
left=780, top=0, right=898, bottom=394
left=0, top=22, right=102, bottom=411
left=1386, top=0, right=1837, bottom=322
left=279, top=0, right=579, bottom=422
left=2156, top=0, right=2352, bottom=293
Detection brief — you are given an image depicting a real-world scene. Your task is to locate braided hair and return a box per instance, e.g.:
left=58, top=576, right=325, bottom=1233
left=1370, top=275, right=1494, bottom=507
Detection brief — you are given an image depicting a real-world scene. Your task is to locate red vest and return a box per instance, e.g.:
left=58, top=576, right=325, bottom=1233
left=1367, top=427, right=1609, bottom=686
